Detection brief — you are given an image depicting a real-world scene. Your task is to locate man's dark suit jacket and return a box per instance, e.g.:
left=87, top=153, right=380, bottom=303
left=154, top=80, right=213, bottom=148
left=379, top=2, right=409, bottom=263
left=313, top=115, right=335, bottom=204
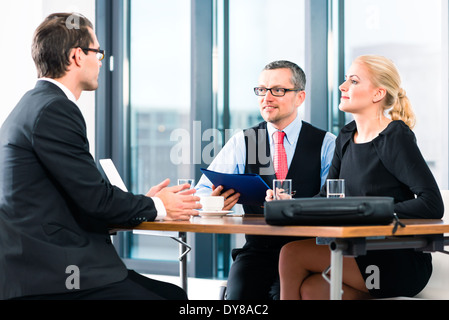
left=0, top=81, right=157, bottom=300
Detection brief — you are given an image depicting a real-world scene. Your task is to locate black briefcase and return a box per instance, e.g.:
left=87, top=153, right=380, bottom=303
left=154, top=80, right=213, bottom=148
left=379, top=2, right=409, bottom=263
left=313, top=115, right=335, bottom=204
left=264, top=197, right=395, bottom=226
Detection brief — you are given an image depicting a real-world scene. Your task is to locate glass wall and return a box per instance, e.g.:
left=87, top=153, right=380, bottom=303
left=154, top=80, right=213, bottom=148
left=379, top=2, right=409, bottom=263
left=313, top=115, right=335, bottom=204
left=123, top=0, right=448, bottom=278
left=111, top=0, right=448, bottom=279
left=126, top=0, right=306, bottom=276
left=128, top=0, right=191, bottom=262
left=343, top=0, right=448, bottom=188
left=216, top=0, right=307, bottom=259
left=223, top=0, right=306, bottom=131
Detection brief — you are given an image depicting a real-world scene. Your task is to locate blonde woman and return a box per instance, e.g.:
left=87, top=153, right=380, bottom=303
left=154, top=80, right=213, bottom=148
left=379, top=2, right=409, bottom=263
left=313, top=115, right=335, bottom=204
left=278, top=55, right=444, bottom=300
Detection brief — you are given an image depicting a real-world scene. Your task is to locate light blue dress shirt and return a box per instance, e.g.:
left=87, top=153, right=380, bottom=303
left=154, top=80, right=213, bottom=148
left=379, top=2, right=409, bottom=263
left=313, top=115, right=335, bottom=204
left=195, top=113, right=336, bottom=198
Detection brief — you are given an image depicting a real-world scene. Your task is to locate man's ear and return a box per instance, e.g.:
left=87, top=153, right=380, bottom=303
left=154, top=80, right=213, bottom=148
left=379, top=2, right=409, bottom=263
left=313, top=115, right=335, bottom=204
left=295, top=90, right=306, bottom=107
left=70, top=47, right=83, bottom=67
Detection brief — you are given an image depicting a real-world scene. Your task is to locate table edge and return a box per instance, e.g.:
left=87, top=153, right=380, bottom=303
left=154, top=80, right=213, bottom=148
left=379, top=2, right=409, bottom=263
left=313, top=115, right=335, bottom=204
left=112, top=218, right=449, bottom=238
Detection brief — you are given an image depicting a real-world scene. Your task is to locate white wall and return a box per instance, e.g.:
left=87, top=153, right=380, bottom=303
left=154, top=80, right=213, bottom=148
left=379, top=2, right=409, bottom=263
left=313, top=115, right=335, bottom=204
left=0, top=0, right=96, bottom=156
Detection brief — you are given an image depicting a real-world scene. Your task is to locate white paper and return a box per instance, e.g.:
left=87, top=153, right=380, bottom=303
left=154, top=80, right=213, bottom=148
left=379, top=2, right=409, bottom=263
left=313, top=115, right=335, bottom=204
left=99, top=159, right=128, bottom=192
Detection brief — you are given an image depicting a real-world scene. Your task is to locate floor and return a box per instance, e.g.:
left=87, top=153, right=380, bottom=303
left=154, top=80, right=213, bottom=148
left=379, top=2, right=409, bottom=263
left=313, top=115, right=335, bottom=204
left=144, top=274, right=225, bottom=300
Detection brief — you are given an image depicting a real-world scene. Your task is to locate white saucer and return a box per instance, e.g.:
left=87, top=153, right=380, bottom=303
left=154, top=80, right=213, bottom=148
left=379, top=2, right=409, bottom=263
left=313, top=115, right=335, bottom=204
left=197, top=210, right=233, bottom=218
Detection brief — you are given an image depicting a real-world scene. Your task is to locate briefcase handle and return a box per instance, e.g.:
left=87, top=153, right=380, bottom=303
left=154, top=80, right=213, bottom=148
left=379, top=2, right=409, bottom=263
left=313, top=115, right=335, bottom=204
left=283, top=203, right=368, bottom=217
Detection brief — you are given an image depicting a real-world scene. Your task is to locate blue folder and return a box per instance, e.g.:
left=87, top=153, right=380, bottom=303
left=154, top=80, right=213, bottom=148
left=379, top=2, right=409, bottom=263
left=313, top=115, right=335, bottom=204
left=200, top=168, right=271, bottom=206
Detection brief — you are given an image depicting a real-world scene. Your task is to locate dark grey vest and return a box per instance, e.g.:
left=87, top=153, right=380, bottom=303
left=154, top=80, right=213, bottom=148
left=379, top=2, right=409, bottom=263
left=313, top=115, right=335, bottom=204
left=242, top=121, right=326, bottom=249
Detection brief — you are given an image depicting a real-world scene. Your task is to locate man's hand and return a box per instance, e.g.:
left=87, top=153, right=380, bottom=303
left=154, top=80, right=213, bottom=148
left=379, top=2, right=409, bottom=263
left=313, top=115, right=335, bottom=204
left=146, top=179, right=170, bottom=197
left=265, top=189, right=274, bottom=202
left=147, top=180, right=201, bottom=220
left=211, top=185, right=240, bottom=211
left=266, top=188, right=292, bottom=201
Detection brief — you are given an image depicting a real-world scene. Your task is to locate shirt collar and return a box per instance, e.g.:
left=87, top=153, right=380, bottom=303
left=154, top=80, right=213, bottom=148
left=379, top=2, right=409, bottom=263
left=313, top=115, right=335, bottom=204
left=39, top=78, right=77, bottom=104
left=267, top=113, right=302, bottom=146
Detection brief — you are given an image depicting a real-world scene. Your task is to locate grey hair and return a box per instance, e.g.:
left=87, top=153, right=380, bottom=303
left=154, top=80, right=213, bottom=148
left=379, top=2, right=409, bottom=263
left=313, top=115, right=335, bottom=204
left=263, top=60, right=306, bottom=90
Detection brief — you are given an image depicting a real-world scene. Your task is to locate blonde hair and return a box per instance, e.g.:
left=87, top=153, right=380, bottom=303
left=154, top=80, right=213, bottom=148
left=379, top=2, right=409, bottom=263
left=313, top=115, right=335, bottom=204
left=355, top=55, right=416, bottom=130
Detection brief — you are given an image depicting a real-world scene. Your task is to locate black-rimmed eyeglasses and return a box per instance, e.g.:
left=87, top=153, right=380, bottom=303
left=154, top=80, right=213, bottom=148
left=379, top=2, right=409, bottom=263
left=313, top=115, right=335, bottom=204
left=79, top=47, right=105, bottom=61
left=254, top=87, right=302, bottom=97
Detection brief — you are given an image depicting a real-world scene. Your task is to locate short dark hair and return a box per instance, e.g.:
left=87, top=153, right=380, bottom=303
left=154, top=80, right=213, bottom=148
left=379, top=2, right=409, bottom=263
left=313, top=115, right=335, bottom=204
left=32, top=13, right=94, bottom=79
left=263, top=60, right=306, bottom=91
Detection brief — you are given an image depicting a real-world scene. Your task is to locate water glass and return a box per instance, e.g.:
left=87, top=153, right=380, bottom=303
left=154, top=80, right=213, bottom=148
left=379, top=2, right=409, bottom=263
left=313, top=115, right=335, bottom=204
left=326, top=179, right=345, bottom=198
left=178, top=179, right=195, bottom=189
left=273, top=179, right=292, bottom=200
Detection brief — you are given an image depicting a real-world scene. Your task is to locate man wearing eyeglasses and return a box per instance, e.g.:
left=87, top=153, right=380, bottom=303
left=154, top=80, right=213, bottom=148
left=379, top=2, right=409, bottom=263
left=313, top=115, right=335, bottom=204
left=0, top=13, right=201, bottom=300
left=196, top=60, right=336, bottom=300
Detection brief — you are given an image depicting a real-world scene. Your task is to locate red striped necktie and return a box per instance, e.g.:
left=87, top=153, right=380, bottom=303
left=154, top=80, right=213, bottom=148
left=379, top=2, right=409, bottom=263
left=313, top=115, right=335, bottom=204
left=273, top=131, right=288, bottom=180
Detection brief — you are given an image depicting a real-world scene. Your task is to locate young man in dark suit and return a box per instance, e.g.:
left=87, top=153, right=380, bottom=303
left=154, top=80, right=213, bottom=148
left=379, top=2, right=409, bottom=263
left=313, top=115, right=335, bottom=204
left=0, top=13, right=201, bottom=300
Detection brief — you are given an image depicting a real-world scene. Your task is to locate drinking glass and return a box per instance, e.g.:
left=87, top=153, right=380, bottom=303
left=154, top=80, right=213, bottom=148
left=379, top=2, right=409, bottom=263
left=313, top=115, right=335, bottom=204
left=273, top=179, right=292, bottom=200
left=326, top=179, right=345, bottom=198
left=178, top=179, right=195, bottom=189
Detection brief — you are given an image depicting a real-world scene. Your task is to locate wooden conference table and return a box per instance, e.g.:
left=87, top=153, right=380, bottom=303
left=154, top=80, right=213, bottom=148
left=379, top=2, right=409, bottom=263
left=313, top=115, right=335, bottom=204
left=116, top=215, right=449, bottom=300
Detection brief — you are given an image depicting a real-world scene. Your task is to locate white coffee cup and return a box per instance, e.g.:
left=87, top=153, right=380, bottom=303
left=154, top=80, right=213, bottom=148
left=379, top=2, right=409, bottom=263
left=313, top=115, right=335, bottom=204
left=200, top=196, right=224, bottom=211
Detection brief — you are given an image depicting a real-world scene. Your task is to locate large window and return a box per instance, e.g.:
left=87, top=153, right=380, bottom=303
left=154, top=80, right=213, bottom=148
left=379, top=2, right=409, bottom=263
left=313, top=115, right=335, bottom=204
left=214, top=0, right=306, bottom=257
left=343, top=0, right=448, bottom=188
left=128, top=0, right=191, bottom=264
left=102, top=0, right=448, bottom=280
left=219, top=0, right=306, bottom=131
left=125, top=0, right=306, bottom=277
